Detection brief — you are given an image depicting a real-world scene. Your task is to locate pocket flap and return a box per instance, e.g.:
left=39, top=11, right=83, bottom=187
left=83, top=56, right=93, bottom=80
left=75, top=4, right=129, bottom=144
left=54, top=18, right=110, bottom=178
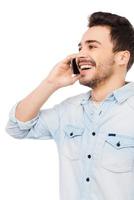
left=64, top=125, right=84, bottom=138
left=106, top=133, right=134, bottom=149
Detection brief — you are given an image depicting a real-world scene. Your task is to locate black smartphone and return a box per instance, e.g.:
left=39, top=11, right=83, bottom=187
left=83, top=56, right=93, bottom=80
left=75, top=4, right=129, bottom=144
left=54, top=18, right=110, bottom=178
left=71, top=58, right=80, bottom=74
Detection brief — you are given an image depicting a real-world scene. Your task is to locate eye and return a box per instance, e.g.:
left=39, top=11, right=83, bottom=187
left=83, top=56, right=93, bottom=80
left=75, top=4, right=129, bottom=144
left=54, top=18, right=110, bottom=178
left=78, top=45, right=97, bottom=52
left=88, top=45, right=96, bottom=49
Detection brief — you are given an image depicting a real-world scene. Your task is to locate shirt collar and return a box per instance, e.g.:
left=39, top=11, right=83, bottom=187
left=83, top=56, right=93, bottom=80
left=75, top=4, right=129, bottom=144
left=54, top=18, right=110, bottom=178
left=81, top=81, right=134, bottom=105
left=113, top=81, right=134, bottom=103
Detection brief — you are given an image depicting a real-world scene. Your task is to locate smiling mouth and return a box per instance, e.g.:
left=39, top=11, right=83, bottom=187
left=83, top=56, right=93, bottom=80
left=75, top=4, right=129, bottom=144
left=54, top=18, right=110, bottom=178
left=80, top=64, right=95, bottom=70
left=79, top=62, right=96, bottom=71
left=78, top=57, right=96, bottom=70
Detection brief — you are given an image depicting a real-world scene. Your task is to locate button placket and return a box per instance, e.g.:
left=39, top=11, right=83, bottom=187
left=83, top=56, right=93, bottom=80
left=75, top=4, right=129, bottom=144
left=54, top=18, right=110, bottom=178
left=86, top=132, right=96, bottom=159
left=85, top=130, right=97, bottom=185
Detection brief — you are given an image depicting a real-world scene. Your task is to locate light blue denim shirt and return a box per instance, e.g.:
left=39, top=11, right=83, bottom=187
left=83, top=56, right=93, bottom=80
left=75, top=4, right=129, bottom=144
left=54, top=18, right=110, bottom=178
left=6, top=81, right=134, bottom=200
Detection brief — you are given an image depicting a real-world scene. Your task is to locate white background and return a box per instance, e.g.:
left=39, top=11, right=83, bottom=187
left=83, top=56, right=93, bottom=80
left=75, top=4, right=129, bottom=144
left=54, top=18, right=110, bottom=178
left=0, top=0, right=134, bottom=199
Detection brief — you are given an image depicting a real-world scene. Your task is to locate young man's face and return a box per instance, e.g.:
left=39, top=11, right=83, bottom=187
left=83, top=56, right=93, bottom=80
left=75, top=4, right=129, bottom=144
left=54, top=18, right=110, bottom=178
left=78, top=25, right=118, bottom=88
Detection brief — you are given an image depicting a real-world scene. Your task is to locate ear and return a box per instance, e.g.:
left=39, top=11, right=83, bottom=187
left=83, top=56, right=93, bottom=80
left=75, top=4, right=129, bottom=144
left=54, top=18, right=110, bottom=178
left=114, top=50, right=130, bottom=66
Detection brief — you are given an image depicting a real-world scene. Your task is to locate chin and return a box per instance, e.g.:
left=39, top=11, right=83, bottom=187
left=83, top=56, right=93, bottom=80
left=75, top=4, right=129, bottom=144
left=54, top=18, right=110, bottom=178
left=79, top=75, right=94, bottom=83
left=79, top=79, right=92, bottom=87
left=79, top=77, right=100, bottom=88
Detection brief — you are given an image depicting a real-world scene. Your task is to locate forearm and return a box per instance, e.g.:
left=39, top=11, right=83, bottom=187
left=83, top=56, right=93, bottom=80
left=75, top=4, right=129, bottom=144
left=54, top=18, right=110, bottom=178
left=15, top=79, right=59, bottom=122
left=15, top=54, right=80, bottom=122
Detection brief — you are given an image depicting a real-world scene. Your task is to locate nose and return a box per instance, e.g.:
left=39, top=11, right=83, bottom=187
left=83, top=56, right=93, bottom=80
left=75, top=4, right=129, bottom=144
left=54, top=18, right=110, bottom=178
left=79, top=45, right=90, bottom=55
left=79, top=49, right=89, bottom=57
left=78, top=51, right=90, bottom=59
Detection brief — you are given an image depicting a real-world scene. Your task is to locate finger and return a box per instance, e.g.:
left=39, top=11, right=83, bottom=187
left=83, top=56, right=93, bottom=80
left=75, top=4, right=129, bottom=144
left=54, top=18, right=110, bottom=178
left=63, top=53, right=80, bottom=64
left=72, top=75, right=81, bottom=84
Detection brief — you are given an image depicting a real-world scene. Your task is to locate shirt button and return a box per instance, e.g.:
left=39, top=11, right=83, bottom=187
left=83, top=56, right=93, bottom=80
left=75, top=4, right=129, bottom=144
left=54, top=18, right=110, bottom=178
left=92, top=132, right=96, bottom=136
left=87, top=154, right=91, bottom=159
left=99, top=110, right=102, bottom=115
left=116, top=142, right=120, bottom=147
left=86, top=177, right=90, bottom=182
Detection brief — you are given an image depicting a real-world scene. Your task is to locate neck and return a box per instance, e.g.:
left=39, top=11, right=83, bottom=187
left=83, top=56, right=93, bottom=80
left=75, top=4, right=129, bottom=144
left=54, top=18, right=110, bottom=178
left=90, top=78, right=126, bottom=102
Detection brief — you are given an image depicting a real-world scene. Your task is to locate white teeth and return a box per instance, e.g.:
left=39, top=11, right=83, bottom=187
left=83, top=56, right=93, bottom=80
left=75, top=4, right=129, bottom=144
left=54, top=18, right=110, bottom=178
left=80, top=65, right=94, bottom=69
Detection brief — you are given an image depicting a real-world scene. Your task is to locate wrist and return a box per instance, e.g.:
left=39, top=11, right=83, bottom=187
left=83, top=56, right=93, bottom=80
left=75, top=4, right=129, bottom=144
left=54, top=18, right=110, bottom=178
left=43, top=78, right=61, bottom=91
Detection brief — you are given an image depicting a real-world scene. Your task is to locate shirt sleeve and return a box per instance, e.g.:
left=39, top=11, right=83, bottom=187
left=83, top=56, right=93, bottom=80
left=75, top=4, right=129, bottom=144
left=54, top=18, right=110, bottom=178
left=5, top=100, right=65, bottom=141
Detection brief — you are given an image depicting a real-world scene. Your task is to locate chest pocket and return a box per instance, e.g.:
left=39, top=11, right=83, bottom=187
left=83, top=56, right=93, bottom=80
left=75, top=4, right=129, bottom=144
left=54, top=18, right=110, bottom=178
left=62, top=125, right=84, bottom=160
left=101, top=134, right=134, bottom=172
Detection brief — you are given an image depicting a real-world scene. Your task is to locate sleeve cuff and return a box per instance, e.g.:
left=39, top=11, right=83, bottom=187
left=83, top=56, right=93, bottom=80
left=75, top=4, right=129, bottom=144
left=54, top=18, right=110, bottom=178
left=9, top=102, right=40, bottom=130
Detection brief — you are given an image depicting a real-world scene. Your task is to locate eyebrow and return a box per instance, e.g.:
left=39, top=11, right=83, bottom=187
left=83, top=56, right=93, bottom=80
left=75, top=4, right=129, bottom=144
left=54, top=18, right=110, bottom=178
left=78, top=40, right=102, bottom=47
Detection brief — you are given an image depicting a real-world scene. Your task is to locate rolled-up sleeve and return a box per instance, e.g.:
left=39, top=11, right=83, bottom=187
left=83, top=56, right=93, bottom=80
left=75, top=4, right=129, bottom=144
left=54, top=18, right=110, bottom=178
left=5, top=101, right=65, bottom=141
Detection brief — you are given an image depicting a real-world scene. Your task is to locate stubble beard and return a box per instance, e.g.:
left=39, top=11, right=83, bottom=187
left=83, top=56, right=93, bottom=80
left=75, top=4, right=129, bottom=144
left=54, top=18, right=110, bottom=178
left=79, top=63, right=114, bottom=89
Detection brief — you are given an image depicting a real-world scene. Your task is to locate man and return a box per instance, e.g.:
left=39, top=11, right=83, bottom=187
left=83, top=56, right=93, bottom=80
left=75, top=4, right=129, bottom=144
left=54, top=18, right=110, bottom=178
left=6, top=12, right=134, bottom=200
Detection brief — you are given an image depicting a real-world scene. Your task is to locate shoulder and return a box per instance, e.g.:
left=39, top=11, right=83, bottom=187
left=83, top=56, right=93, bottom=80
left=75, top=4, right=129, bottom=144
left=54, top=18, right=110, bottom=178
left=127, top=95, right=134, bottom=110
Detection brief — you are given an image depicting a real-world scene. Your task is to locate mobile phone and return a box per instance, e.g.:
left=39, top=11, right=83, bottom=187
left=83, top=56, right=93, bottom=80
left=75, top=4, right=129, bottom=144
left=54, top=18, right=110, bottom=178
left=71, top=58, right=80, bottom=74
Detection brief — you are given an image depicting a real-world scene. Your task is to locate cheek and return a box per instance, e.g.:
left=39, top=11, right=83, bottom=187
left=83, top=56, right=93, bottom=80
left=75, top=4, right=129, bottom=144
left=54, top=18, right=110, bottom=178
left=97, top=54, right=115, bottom=68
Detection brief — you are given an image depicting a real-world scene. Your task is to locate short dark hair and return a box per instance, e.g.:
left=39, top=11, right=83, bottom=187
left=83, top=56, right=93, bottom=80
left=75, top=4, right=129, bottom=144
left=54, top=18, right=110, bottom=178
left=88, top=12, right=134, bottom=71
